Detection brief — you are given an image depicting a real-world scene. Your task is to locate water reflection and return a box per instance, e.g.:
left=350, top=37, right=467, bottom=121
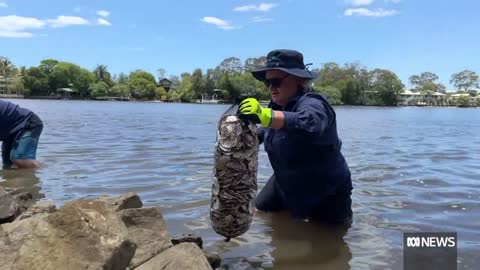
left=2, top=100, right=479, bottom=269
left=259, top=211, right=351, bottom=270
left=0, top=169, right=44, bottom=200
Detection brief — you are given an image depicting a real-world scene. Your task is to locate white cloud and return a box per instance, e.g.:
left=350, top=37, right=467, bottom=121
left=0, top=14, right=109, bottom=38
left=0, top=15, right=46, bottom=38
left=252, top=16, right=274, bottom=23
left=234, top=5, right=254, bottom=12
left=0, top=2, right=7, bottom=8
left=346, top=0, right=400, bottom=7
left=202, top=16, right=236, bottom=30
left=234, top=3, right=277, bottom=12
left=347, top=0, right=375, bottom=6
left=344, top=8, right=397, bottom=17
left=0, top=31, right=32, bottom=38
left=46, top=16, right=89, bottom=28
left=97, top=18, right=111, bottom=26
left=97, top=10, right=110, bottom=17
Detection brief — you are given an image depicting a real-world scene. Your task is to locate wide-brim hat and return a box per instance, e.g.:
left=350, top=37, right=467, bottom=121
left=251, top=49, right=319, bottom=81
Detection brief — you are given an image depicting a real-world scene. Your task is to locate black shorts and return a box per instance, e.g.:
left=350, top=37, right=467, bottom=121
left=255, top=174, right=353, bottom=226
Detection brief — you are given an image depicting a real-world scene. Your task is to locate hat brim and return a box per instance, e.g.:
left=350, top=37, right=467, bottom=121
left=251, top=67, right=319, bottom=81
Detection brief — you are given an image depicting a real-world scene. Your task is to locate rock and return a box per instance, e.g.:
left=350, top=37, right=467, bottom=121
left=0, top=187, right=19, bottom=224
left=0, top=225, right=17, bottom=270
left=13, top=192, right=34, bottom=212
left=0, top=187, right=35, bottom=224
left=171, top=233, right=203, bottom=249
left=118, top=207, right=172, bottom=269
left=1, top=187, right=16, bottom=193
left=1, top=198, right=136, bottom=270
left=170, top=233, right=221, bottom=269
left=17, top=200, right=57, bottom=220
left=135, top=243, right=212, bottom=270
left=100, top=192, right=143, bottom=211
left=203, top=251, right=222, bottom=269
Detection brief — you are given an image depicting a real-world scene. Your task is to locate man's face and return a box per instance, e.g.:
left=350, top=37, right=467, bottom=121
left=265, top=70, right=299, bottom=107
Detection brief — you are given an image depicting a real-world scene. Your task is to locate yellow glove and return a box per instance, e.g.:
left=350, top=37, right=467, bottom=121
left=238, top=98, right=273, bottom=127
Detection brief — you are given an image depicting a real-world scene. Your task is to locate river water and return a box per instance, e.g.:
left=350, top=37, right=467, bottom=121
left=1, top=99, right=479, bottom=269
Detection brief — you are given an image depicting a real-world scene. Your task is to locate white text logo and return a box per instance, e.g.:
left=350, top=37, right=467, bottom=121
left=407, top=237, right=456, bottom=248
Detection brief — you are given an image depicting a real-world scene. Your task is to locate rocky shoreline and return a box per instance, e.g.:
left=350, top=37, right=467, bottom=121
left=0, top=187, right=221, bottom=270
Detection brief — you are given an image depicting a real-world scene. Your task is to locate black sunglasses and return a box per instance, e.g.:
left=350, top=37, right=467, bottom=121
left=263, top=74, right=290, bottom=88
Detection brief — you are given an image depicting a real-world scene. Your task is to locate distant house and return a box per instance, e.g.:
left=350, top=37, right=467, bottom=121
left=448, top=92, right=476, bottom=106
left=200, top=89, right=223, bottom=103
left=449, top=93, right=471, bottom=98
left=0, top=76, right=6, bottom=93
left=0, top=75, right=24, bottom=97
left=158, top=78, right=172, bottom=91
left=55, top=88, right=77, bottom=99
left=397, top=90, right=447, bottom=106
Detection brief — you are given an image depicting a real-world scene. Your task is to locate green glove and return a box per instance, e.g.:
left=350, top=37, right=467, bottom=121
left=238, top=98, right=273, bottom=127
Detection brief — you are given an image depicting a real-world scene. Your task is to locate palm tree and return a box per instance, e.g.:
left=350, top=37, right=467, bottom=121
left=0, top=57, right=16, bottom=94
left=94, top=64, right=113, bottom=86
left=19, top=66, right=27, bottom=77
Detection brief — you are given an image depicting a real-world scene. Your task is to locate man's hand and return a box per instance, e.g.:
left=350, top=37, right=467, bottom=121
left=239, top=98, right=273, bottom=127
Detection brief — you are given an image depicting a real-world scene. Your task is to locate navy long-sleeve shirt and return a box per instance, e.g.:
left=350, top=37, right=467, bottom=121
left=258, top=89, right=352, bottom=218
left=0, top=100, right=33, bottom=141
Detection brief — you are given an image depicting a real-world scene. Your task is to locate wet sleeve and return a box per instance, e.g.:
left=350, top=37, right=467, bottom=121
left=257, top=127, right=266, bottom=145
left=282, top=99, right=331, bottom=134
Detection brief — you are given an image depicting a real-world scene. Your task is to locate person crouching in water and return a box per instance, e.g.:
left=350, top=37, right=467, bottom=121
left=239, top=49, right=353, bottom=226
left=1, top=100, right=43, bottom=169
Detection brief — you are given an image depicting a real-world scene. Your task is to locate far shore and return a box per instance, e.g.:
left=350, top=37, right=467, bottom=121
left=2, top=94, right=478, bottom=108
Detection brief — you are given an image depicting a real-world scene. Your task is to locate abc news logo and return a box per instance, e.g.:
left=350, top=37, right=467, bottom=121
left=404, top=232, right=457, bottom=270
left=406, top=236, right=456, bottom=248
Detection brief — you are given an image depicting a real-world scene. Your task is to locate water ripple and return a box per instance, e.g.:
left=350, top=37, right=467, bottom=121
left=1, top=101, right=479, bottom=269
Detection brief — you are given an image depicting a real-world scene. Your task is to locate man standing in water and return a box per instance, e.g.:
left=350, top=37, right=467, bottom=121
left=0, top=100, right=43, bottom=169
left=239, top=49, right=353, bottom=226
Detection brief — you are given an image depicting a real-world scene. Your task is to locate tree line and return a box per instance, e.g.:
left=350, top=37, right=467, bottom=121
left=0, top=56, right=479, bottom=106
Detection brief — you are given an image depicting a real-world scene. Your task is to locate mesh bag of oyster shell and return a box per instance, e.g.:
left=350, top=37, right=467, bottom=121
left=210, top=100, right=259, bottom=241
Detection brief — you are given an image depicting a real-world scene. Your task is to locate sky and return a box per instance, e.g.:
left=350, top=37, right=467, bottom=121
left=1, top=0, right=479, bottom=89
